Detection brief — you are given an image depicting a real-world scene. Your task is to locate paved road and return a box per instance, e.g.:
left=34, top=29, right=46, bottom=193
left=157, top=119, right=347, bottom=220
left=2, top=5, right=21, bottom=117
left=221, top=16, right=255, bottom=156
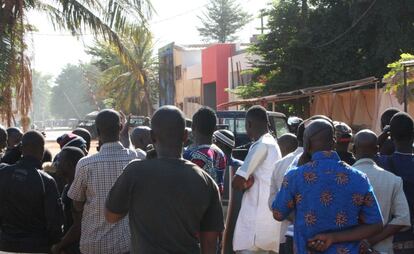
left=44, top=129, right=69, bottom=142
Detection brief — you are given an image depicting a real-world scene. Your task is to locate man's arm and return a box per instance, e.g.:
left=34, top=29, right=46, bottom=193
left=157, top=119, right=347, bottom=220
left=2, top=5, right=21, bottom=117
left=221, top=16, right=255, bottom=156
left=200, top=231, right=220, bottom=254
left=367, top=178, right=411, bottom=246
left=232, top=143, right=267, bottom=191
left=105, top=165, right=133, bottom=223
left=44, top=176, right=64, bottom=245
left=51, top=208, right=82, bottom=254
left=308, top=223, right=383, bottom=252
left=105, top=208, right=127, bottom=224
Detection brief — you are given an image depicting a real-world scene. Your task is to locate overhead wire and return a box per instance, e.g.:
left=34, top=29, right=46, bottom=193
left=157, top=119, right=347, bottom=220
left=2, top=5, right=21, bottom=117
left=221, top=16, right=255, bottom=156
left=310, top=0, right=378, bottom=49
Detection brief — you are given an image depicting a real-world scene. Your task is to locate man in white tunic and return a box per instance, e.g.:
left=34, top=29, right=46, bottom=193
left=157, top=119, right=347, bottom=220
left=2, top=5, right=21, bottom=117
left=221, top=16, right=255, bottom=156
left=232, top=106, right=282, bottom=254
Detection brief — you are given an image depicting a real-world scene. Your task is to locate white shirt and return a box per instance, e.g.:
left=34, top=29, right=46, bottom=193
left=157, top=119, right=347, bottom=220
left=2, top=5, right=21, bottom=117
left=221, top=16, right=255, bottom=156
left=268, top=147, right=303, bottom=244
left=135, top=148, right=146, bottom=160
left=353, top=158, right=411, bottom=254
left=233, top=133, right=282, bottom=252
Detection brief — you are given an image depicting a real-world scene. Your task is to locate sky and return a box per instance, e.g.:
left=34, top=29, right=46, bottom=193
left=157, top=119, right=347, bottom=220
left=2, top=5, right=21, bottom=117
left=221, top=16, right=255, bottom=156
left=28, top=0, right=271, bottom=78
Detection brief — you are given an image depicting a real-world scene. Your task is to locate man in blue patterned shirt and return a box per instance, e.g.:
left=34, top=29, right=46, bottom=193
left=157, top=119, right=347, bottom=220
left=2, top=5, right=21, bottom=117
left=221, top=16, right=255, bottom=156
left=272, top=119, right=383, bottom=254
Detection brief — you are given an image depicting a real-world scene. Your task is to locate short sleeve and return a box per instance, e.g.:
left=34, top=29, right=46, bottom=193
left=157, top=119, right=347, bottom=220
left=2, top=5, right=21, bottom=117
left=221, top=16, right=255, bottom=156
left=359, top=178, right=383, bottom=225
left=67, top=160, right=88, bottom=202
left=106, top=164, right=135, bottom=214
left=236, top=143, right=267, bottom=179
left=271, top=171, right=296, bottom=221
left=200, top=177, right=224, bottom=232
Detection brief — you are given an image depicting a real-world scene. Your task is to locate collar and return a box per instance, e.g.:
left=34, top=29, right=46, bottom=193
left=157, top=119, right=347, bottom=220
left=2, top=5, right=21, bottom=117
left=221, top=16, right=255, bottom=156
left=254, top=132, right=272, bottom=143
left=353, top=158, right=376, bottom=167
left=18, top=156, right=42, bottom=169
left=311, top=151, right=341, bottom=161
left=294, top=147, right=304, bottom=154
left=99, top=142, right=125, bottom=153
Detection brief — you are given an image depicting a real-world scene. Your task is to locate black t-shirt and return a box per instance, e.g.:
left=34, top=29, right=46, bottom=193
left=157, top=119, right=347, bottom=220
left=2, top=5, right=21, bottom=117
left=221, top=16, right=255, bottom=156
left=337, top=151, right=356, bottom=165
left=1, top=146, right=22, bottom=165
left=106, top=158, right=224, bottom=254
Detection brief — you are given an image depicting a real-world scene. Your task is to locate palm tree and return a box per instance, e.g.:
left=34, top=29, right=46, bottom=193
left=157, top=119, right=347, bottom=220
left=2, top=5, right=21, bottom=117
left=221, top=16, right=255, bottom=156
left=0, top=0, right=153, bottom=130
left=88, top=26, right=158, bottom=116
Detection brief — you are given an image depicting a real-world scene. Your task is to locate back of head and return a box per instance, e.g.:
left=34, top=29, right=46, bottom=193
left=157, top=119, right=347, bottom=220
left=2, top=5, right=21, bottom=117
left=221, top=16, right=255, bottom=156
left=152, top=106, right=186, bottom=149
left=334, top=121, right=353, bottom=144
left=354, top=129, right=378, bottom=160
left=246, top=105, right=268, bottom=125
left=72, top=128, right=92, bottom=151
left=131, top=126, right=151, bottom=149
left=296, top=122, right=305, bottom=146
left=381, top=108, right=400, bottom=129
left=61, top=146, right=85, bottom=167
left=278, top=133, right=298, bottom=157
left=304, top=119, right=335, bottom=154
left=95, top=109, right=121, bottom=142
left=0, top=125, right=7, bottom=149
left=390, top=112, right=414, bottom=143
left=7, top=127, right=23, bottom=147
left=22, top=130, right=45, bottom=161
left=213, top=129, right=236, bottom=154
left=192, top=107, right=217, bottom=137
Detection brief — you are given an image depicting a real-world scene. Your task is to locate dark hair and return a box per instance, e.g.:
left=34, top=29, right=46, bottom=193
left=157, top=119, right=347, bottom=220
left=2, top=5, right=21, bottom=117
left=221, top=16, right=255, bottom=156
left=61, top=147, right=85, bottom=166
left=246, top=105, right=268, bottom=124
left=381, top=108, right=400, bottom=129
left=192, top=107, right=217, bottom=136
left=296, top=121, right=305, bottom=144
left=390, top=112, right=414, bottom=141
left=73, top=128, right=91, bottom=150
left=95, top=109, right=121, bottom=139
left=152, top=106, right=186, bottom=146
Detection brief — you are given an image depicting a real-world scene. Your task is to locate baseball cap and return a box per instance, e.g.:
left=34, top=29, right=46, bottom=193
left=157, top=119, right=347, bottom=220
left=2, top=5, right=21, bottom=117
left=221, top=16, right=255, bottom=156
left=334, top=121, right=353, bottom=143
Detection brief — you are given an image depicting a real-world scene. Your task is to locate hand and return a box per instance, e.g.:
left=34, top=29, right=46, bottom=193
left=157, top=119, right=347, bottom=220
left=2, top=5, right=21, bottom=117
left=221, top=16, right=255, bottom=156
left=232, top=175, right=254, bottom=191
left=51, top=244, right=61, bottom=254
left=359, top=240, right=379, bottom=254
left=308, top=233, right=335, bottom=252
left=245, top=176, right=254, bottom=190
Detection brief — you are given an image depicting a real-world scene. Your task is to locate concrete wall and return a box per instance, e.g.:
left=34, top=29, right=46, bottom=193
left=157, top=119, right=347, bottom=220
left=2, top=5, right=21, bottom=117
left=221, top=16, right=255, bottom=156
left=202, top=44, right=235, bottom=108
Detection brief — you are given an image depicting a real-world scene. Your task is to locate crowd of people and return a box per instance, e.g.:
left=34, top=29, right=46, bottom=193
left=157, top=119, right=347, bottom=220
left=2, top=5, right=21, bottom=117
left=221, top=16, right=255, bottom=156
left=0, top=105, right=412, bottom=254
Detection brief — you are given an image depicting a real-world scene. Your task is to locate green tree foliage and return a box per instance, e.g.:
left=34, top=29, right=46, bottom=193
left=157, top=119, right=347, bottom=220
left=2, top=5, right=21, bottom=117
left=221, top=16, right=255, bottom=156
left=383, top=53, right=414, bottom=103
left=50, top=64, right=100, bottom=119
left=32, top=71, right=52, bottom=122
left=0, top=0, right=153, bottom=128
left=87, top=26, right=158, bottom=116
left=197, top=0, right=252, bottom=43
left=250, top=0, right=414, bottom=96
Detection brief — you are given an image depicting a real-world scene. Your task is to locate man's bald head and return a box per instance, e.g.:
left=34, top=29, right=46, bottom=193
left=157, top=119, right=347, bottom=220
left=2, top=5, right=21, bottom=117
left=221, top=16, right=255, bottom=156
left=131, top=126, right=151, bottom=150
left=151, top=106, right=186, bottom=154
left=22, top=130, right=45, bottom=162
left=304, top=119, right=335, bottom=155
left=95, top=109, right=121, bottom=143
left=278, top=133, right=298, bottom=157
left=353, top=130, right=378, bottom=160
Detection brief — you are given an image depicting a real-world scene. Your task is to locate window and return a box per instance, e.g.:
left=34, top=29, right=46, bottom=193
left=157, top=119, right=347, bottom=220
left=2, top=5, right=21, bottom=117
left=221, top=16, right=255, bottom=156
left=175, top=65, right=182, bottom=80
left=235, top=118, right=246, bottom=134
left=272, top=117, right=289, bottom=138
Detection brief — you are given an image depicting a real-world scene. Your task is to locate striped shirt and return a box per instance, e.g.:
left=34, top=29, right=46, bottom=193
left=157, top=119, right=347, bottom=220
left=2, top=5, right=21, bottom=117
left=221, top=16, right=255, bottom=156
left=68, top=142, right=138, bottom=254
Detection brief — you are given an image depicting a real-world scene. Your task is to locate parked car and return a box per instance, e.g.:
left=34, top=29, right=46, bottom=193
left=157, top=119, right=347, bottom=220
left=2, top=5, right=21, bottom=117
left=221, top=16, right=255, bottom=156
left=76, top=111, right=99, bottom=139
left=216, top=110, right=289, bottom=161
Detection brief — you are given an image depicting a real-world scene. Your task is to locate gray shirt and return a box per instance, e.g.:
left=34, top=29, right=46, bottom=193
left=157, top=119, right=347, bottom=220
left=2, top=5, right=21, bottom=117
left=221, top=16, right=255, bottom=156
left=353, top=158, right=411, bottom=254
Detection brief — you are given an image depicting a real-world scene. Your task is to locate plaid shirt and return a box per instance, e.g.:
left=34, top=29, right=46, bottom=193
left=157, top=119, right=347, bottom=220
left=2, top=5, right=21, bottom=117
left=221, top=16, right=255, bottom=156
left=68, top=142, right=138, bottom=254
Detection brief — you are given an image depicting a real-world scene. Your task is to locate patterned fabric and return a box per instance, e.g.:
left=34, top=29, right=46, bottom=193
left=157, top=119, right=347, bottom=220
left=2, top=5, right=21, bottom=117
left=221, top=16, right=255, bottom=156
left=68, top=142, right=138, bottom=254
left=184, top=144, right=226, bottom=192
left=272, top=151, right=383, bottom=254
